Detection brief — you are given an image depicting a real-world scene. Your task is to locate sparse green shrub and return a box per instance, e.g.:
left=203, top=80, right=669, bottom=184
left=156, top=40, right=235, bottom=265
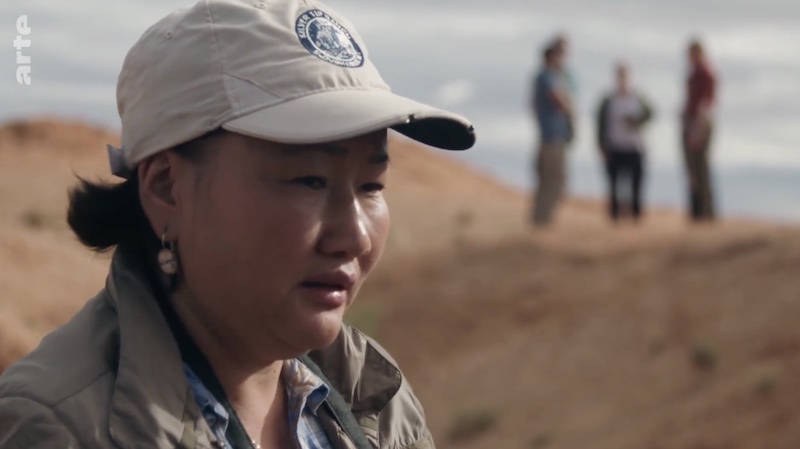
left=388, top=227, right=413, bottom=252
left=345, top=303, right=382, bottom=338
left=21, top=209, right=47, bottom=229
left=453, top=209, right=475, bottom=252
left=648, top=337, right=666, bottom=357
left=448, top=408, right=499, bottom=442
left=455, top=209, right=475, bottom=229
left=530, top=433, right=553, bottom=449
left=756, top=374, right=777, bottom=395
left=691, top=343, right=718, bottom=371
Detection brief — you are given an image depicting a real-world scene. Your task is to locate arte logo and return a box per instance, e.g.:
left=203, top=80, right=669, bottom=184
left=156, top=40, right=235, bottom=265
left=13, top=15, right=31, bottom=85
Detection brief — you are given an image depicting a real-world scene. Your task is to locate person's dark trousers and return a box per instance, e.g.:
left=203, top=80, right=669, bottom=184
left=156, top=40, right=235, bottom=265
left=604, top=148, right=644, bottom=221
left=682, top=121, right=715, bottom=221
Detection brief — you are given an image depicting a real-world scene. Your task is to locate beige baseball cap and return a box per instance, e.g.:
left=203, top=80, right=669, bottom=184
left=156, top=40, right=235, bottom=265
left=107, top=0, right=476, bottom=178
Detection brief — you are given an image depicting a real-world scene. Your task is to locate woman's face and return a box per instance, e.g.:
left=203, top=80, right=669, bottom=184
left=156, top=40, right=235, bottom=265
left=170, top=130, right=390, bottom=360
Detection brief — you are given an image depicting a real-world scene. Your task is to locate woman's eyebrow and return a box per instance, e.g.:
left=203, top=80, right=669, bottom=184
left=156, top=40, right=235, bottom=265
left=279, top=144, right=347, bottom=157
left=368, top=152, right=390, bottom=164
left=279, top=144, right=389, bottom=164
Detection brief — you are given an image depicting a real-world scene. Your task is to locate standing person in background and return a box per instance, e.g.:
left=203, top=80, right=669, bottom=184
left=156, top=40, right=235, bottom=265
left=531, top=43, right=574, bottom=227
left=550, top=33, right=578, bottom=141
left=597, top=62, right=654, bottom=222
left=682, top=39, right=718, bottom=221
left=551, top=33, right=578, bottom=98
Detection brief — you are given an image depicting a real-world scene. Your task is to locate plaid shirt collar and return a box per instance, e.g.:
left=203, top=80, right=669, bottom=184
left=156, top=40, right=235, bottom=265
left=184, top=358, right=332, bottom=449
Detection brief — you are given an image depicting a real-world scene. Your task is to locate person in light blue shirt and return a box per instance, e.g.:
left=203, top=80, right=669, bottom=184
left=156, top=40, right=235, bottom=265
left=550, top=33, right=579, bottom=97
left=531, top=43, right=574, bottom=227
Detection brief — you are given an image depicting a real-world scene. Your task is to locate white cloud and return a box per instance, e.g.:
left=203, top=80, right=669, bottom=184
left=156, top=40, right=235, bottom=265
left=711, top=26, right=800, bottom=67
left=344, top=8, right=539, bottom=41
left=1, top=0, right=798, bottom=175
left=433, top=79, right=477, bottom=108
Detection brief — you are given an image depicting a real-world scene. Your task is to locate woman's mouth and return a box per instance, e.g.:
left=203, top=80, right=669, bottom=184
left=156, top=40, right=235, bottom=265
left=300, top=281, right=347, bottom=291
left=298, top=271, right=356, bottom=309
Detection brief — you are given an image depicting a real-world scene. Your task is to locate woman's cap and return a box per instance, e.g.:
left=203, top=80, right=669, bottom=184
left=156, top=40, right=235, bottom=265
left=108, top=0, right=476, bottom=178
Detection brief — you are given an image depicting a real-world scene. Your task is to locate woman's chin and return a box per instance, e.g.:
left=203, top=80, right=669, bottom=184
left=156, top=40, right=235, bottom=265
left=296, top=314, right=345, bottom=351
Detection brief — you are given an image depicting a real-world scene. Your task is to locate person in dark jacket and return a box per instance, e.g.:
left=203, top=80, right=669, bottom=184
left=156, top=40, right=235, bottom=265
left=597, top=62, right=654, bottom=222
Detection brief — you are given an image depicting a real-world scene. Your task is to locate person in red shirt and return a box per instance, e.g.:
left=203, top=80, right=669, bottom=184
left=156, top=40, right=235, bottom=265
left=682, top=39, right=718, bottom=221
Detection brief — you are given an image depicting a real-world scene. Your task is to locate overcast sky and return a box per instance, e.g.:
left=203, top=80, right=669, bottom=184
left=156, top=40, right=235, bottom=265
left=1, top=0, right=799, bottom=188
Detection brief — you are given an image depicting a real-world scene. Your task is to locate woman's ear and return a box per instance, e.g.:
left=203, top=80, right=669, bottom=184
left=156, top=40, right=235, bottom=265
left=138, top=152, right=180, bottom=239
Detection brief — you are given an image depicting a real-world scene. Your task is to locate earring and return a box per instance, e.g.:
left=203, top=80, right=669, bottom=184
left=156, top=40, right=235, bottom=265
left=158, top=233, right=179, bottom=275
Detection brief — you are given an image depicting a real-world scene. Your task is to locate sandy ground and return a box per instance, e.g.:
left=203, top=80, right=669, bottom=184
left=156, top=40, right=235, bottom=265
left=1, top=119, right=799, bottom=449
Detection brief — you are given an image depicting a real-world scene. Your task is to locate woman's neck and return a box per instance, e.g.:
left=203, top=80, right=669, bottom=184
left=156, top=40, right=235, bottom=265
left=222, top=361, right=289, bottom=449
left=167, top=289, right=290, bottom=448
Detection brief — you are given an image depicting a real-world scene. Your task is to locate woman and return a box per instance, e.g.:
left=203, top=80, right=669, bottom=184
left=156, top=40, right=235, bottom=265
left=596, top=62, right=653, bottom=222
left=0, top=1, right=474, bottom=448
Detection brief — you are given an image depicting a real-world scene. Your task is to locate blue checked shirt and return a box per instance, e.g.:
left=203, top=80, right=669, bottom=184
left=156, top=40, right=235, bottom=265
left=184, top=359, right=334, bottom=449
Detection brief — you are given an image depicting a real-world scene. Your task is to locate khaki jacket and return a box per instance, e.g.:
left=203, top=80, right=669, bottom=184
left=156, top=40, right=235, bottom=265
left=0, top=250, right=433, bottom=449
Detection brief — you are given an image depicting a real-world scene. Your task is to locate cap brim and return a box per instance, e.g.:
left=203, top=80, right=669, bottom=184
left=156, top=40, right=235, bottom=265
left=222, top=89, right=475, bottom=151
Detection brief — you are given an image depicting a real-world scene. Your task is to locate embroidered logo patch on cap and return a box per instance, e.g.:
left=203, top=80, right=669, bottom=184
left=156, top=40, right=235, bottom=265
left=295, top=9, right=364, bottom=68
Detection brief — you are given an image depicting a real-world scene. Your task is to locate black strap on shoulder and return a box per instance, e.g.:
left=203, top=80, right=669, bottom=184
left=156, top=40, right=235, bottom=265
left=153, top=290, right=256, bottom=449
left=298, top=355, right=373, bottom=449
left=127, top=243, right=257, bottom=449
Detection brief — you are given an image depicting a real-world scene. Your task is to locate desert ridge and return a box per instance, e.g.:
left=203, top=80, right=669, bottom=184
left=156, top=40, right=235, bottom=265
left=1, top=119, right=799, bottom=449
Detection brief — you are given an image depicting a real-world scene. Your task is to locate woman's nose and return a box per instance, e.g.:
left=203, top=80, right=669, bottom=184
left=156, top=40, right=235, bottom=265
left=317, top=196, right=372, bottom=260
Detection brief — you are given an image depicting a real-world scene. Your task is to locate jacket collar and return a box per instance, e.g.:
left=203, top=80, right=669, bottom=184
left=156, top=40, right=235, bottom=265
left=307, top=323, right=402, bottom=417
left=106, top=246, right=198, bottom=449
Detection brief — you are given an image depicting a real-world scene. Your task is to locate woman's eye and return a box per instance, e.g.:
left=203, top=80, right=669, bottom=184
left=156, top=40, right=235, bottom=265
left=362, top=182, right=385, bottom=193
left=293, top=176, right=327, bottom=190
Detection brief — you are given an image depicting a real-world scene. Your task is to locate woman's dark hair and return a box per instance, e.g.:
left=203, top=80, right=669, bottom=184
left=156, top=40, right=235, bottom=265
left=67, top=128, right=225, bottom=253
left=67, top=174, right=148, bottom=252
